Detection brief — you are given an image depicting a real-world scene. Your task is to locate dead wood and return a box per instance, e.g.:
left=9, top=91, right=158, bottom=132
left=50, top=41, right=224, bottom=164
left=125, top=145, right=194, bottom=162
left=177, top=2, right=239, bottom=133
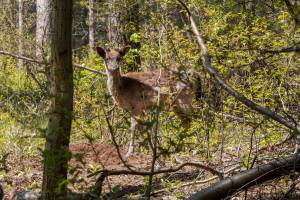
left=188, top=153, right=300, bottom=200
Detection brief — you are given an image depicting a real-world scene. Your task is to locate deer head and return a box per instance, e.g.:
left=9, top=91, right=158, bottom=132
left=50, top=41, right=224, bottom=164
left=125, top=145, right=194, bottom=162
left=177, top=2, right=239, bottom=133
left=96, top=46, right=130, bottom=72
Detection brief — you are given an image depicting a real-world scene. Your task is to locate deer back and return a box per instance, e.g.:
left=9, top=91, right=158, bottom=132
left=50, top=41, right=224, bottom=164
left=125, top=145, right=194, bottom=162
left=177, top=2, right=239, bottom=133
left=123, top=69, right=193, bottom=115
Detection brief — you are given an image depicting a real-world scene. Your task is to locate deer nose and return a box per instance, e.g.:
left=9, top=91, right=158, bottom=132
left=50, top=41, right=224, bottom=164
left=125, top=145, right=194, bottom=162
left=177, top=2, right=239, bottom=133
left=107, top=60, right=119, bottom=71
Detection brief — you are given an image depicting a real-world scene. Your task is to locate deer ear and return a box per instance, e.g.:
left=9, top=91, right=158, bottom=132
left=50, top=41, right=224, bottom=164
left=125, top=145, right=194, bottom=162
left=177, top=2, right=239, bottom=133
left=119, top=46, right=131, bottom=57
left=96, top=47, right=106, bottom=58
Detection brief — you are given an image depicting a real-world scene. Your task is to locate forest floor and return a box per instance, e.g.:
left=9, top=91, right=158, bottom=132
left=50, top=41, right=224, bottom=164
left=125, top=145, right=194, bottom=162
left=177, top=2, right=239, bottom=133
left=1, top=141, right=300, bottom=199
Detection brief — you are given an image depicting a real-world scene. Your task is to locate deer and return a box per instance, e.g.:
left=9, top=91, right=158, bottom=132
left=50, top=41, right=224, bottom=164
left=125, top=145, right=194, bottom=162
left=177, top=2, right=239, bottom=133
left=96, top=46, right=198, bottom=156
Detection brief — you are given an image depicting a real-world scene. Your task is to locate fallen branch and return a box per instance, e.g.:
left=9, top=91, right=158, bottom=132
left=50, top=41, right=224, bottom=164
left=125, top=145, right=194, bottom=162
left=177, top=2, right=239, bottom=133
left=90, top=160, right=223, bottom=196
left=90, top=162, right=223, bottom=178
left=177, top=0, right=300, bottom=134
left=188, top=153, right=300, bottom=200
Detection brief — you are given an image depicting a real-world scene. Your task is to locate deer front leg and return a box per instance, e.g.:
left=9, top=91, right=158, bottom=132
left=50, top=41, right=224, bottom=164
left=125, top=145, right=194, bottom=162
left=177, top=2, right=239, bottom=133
left=126, top=117, right=138, bottom=157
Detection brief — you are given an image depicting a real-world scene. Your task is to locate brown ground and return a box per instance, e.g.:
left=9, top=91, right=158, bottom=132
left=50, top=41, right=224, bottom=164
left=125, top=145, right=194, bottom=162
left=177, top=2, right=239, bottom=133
left=1, top=141, right=300, bottom=199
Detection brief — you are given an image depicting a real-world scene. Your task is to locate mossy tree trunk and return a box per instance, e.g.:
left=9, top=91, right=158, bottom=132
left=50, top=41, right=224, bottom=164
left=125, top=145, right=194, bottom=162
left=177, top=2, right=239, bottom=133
left=41, top=0, right=73, bottom=199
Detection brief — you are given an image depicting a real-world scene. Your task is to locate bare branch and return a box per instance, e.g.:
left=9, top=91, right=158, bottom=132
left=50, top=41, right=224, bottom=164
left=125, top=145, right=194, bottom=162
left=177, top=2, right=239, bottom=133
left=89, top=162, right=223, bottom=178
left=90, top=161, right=224, bottom=196
left=177, top=0, right=300, bottom=134
left=0, top=50, right=106, bottom=76
left=0, top=50, right=45, bottom=65
left=90, top=147, right=224, bottom=195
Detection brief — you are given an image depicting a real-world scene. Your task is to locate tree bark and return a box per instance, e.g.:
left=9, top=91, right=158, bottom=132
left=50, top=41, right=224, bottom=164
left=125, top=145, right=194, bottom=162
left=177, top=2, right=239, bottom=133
left=41, top=0, right=73, bottom=199
left=88, top=0, right=95, bottom=49
left=189, top=154, right=300, bottom=200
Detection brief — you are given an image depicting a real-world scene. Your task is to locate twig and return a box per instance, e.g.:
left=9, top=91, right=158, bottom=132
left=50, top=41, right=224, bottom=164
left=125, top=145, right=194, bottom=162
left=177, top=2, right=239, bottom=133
left=99, top=103, right=136, bottom=172
left=73, top=63, right=106, bottom=76
left=280, top=179, right=300, bottom=200
left=145, top=105, right=161, bottom=199
left=177, top=0, right=300, bottom=134
left=150, top=177, right=217, bottom=196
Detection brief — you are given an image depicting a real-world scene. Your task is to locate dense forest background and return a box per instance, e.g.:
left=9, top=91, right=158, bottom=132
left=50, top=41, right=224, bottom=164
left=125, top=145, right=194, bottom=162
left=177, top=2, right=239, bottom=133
left=0, top=0, right=299, bottom=199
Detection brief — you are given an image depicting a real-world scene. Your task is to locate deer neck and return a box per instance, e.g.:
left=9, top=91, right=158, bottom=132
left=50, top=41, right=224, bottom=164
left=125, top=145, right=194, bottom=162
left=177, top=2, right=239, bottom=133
left=106, top=69, right=122, bottom=99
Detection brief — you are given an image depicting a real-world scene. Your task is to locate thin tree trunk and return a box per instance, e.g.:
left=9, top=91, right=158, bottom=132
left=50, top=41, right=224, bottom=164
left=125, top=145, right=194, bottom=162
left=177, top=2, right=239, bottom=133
left=88, top=0, right=95, bottom=49
left=36, top=0, right=51, bottom=59
left=107, top=0, right=119, bottom=44
left=36, top=0, right=52, bottom=92
left=41, top=0, right=73, bottom=199
left=18, top=0, right=24, bottom=70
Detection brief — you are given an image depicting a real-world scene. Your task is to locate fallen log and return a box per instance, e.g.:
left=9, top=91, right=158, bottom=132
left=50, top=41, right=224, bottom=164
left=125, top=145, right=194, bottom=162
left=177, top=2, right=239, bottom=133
left=188, top=153, right=300, bottom=200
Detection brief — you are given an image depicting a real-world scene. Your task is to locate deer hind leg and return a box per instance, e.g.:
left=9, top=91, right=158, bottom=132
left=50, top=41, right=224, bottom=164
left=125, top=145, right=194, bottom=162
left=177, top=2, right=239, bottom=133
left=126, top=117, right=138, bottom=157
left=174, top=90, right=193, bottom=129
left=175, top=108, right=191, bottom=130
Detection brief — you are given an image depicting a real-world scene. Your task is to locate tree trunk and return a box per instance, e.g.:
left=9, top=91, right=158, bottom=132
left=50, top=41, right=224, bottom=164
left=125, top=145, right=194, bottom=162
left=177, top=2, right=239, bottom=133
left=188, top=153, right=300, bottom=200
left=18, top=0, right=24, bottom=70
left=107, top=0, right=120, bottom=45
left=36, top=0, right=51, bottom=59
left=41, top=0, right=73, bottom=199
left=88, top=0, right=95, bottom=49
left=36, top=0, right=52, bottom=92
